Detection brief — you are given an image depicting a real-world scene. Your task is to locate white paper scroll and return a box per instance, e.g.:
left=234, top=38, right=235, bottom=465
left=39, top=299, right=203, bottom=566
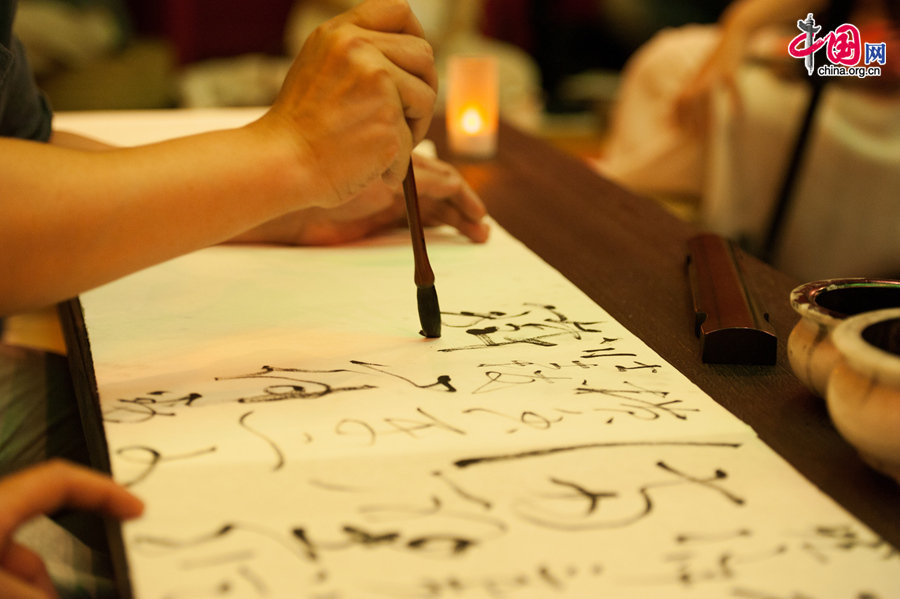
left=64, top=110, right=900, bottom=599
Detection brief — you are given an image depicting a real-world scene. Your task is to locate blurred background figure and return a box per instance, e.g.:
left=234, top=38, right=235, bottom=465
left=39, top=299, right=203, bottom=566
left=14, top=0, right=127, bottom=75
left=178, top=0, right=542, bottom=129
left=595, top=0, right=900, bottom=281
left=14, top=0, right=175, bottom=110
left=12, top=1, right=724, bottom=138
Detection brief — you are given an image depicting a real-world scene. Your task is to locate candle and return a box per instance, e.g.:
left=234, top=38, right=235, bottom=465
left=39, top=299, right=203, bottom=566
left=446, top=55, right=499, bottom=159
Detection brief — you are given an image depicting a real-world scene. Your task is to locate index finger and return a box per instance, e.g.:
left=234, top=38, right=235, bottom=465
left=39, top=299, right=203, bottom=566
left=411, top=154, right=486, bottom=222
left=0, top=460, right=144, bottom=546
left=339, top=0, right=426, bottom=37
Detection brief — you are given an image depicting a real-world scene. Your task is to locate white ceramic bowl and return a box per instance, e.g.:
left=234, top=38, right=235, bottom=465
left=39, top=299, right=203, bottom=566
left=788, top=278, right=900, bottom=397
left=827, top=308, right=900, bottom=484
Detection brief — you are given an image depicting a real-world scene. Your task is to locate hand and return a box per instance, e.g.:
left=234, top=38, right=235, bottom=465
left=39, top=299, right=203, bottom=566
left=231, top=152, right=490, bottom=246
left=263, top=0, right=438, bottom=208
left=0, top=460, right=143, bottom=599
left=672, top=33, right=746, bottom=136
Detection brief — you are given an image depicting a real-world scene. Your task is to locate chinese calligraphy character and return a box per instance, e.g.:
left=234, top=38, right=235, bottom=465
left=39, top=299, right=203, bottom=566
left=865, top=42, right=887, bottom=66
left=825, top=24, right=862, bottom=66
left=440, top=304, right=603, bottom=353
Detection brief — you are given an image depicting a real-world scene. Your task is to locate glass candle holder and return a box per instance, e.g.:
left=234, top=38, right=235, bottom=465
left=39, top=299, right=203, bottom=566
left=446, top=55, right=499, bottom=159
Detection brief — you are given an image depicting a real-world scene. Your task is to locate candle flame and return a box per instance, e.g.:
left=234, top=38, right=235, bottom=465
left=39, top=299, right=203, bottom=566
left=461, top=107, right=485, bottom=135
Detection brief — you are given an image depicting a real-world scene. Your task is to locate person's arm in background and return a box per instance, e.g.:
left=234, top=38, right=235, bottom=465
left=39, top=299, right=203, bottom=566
left=0, top=0, right=444, bottom=317
left=673, top=0, right=828, bottom=133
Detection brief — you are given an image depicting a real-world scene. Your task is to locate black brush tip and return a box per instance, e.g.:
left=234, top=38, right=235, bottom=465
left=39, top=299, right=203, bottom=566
left=416, top=285, right=442, bottom=338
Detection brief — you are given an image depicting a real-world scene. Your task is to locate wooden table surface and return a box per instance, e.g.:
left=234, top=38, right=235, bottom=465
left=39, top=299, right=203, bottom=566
left=430, top=120, right=900, bottom=550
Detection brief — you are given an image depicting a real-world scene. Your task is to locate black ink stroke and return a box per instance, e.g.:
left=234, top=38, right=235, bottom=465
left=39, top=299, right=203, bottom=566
left=432, top=470, right=493, bottom=510
left=116, top=445, right=217, bottom=487
left=219, top=366, right=376, bottom=403
left=453, top=440, right=743, bottom=469
left=440, top=304, right=604, bottom=353
left=800, top=525, right=899, bottom=561
left=237, top=566, right=269, bottom=596
left=307, top=478, right=373, bottom=493
left=104, top=391, right=202, bottom=423
left=383, top=407, right=467, bottom=439
left=350, top=360, right=456, bottom=392
left=356, top=494, right=506, bottom=541
left=579, top=347, right=637, bottom=360
left=511, top=460, right=745, bottom=531
left=576, top=381, right=699, bottom=423
left=368, top=560, right=604, bottom=598
left=473, top=369, right=572, bottom=394
left=159, top=579, right=231, bottom=599
left=180, top=550, right=256, bottom=569
left=239, top=411, right=285, bottom=472
left=675, top=529, right=752, bottom=544
left=135, top=522, right=317, bottom=562
left=655, top=461, right=745, bottom=506
left=462, top=407, right=565, bottom=434
left=666, top=543, right=787, bottom=588
left=337, top=407, right=468, bottom=447
left=615, top=361, right=663, bottom=373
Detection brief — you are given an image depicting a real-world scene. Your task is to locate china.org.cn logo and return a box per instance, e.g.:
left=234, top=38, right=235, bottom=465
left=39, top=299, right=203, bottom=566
left=788, top=13, right=887, bottom=78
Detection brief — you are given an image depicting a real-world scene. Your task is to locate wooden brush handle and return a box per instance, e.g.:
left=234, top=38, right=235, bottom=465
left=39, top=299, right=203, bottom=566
left=402, top=164, right=435, bottom=287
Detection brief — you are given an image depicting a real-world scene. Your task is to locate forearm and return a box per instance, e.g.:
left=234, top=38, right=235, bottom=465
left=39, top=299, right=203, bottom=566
left=1, top=0, right=437, bottom=316
left=1, top=119, right=314, bottom=316
left=49, top=129, right=116, bottom=151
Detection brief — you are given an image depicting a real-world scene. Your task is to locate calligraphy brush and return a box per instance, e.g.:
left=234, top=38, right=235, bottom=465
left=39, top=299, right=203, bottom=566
left=402, top=162, right=441, bottom=338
